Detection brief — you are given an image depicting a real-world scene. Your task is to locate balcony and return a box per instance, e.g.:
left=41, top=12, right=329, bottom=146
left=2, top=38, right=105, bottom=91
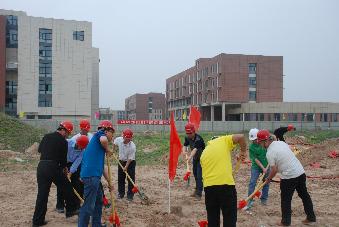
left=6, top=62, right=18, bottom=70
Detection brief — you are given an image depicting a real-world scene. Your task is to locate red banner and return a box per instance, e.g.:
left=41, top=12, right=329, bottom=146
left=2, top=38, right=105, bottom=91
left=117, top=120, right=170, bottom=125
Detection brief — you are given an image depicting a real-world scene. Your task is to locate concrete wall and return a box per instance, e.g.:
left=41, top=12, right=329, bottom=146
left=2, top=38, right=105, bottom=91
left=91, top=47, right=99, bottom=121
left=21, top=119, right=339, bottom=133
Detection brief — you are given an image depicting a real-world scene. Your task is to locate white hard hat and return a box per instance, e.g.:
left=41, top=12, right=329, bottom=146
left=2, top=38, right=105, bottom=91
left=249, top=128, right=259, bottom=141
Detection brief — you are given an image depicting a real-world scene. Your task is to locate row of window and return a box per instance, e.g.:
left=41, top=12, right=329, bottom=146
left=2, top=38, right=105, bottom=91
left=39, top=29, right=53, bottom=107
left=168, top=63, right=220, bottom=91
left=243, top=113, right=338, bottom=122
left=6, top=16, right=18, bottom=48
left=39, top=29, right=85, bottom=42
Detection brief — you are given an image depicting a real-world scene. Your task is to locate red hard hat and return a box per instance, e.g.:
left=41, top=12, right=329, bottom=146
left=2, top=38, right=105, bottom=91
left=79, top=119, right=91, bottom=132
left=257, top=130, right=271, bottom=142
left=123, top=128, right=133, bottom=139
left=185, top=123, right=195, bottom=134
left=60, top=121, right=74, bottom=134
left=76, top=135, right=89, bottom=150
left=98, top=120, right=115, bottom=132
left=287, top=124, right=294, bottom=131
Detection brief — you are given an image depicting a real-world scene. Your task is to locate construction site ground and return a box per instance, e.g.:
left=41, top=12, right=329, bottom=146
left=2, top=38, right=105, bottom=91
left=0, top=137, right=338, bottom=227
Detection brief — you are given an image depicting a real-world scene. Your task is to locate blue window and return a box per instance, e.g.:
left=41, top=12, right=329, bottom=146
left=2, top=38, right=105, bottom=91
left=73, top=31, right=84, bottom=41
left=249, top=91, right=256, bottom=101
left=249, top=63, right=257, bottom=74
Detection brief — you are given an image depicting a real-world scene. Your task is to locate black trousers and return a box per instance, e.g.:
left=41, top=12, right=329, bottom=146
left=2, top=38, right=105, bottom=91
left=280, top=173, right=316, bottom=225
left=56, top=163, right=83, bottom=209
left=204, top=185, right=237, bottom=227
left=118, top=160, right=136, bottom=198
left=32, top=161, right=77, bottom=225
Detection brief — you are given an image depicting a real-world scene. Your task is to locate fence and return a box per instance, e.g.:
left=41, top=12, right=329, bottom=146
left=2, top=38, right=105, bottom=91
left=21, top=119, right=339, bottom=134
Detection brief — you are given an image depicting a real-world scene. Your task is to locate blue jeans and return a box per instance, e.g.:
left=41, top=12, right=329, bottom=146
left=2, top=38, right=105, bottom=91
left=78, top=177, right=103, bottom=227
left=248, top=167, right=270, bottom=202
left=193, top=159, right=203, bottom=195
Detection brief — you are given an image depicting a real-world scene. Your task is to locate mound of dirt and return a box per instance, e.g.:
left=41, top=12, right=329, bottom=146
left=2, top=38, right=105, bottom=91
left=25, top=142, right=39, bottom=155
left=296, top=138, right=339, bottom=167
left=286, top=135, right=309, bottom=145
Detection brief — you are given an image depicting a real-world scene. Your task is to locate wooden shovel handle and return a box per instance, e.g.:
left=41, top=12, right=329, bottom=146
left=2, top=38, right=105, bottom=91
left=106, top=155, right=115, bottom=221
left=246, top=181, right=267, bottom=202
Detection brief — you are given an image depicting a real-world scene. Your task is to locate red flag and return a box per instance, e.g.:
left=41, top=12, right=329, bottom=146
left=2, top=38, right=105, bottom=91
left=189, top=106, right=201, bottom=132
left=168, top=112, right=182, bottom=181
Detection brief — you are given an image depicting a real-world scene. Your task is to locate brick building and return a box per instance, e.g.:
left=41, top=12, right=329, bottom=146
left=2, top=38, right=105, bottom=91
left=166, top=53, right=283, bottom=121
left=125, top=93, right=166, bottom=120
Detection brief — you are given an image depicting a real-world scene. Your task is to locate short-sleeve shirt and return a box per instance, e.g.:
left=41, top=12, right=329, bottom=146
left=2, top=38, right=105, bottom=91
left=266, top=141, right=304, bottom=179
left=70, top=132, right=93, bottom=143
left=113, top=137, right=136, bottom=161
left=80, top=130, right=106, bottom=178
left=249, top=143, right=268, bottom=169
left=183, top=134, right=205, bottom=161
left=200, top=135, right=236, bottom=187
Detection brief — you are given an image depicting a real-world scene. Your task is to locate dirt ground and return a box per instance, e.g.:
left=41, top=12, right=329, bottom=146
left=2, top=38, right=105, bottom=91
left=0, top=138, right=339, bottom=227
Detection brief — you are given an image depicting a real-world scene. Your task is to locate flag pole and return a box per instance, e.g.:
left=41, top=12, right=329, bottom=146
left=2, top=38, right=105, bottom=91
left=168, top=178, right=171, bottom=213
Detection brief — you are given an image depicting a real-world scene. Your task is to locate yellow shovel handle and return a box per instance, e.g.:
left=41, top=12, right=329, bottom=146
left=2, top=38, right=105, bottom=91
left=67, top=176, right=84, bottom=203
left=106, top=155, right=115, bottom=221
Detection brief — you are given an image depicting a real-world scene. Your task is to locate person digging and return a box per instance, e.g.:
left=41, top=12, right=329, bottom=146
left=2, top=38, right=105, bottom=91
left=257, top=129, right=316, bottom=226
left=200, top=134, right=247, bottom=227
left=78, top=120, right=115, bottom=227
left=182, top=123, right=206, bottom=199
left=113, top=128, right=136, bottom=201
left=246, top=128, right=270, bottom=209
left=274, top=124, right=296, bottom=142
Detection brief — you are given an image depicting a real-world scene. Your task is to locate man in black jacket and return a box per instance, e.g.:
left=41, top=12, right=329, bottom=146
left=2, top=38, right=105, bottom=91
left=274, top=124, right=296, bottom=142
left=32, top=121, right=78, bottom=227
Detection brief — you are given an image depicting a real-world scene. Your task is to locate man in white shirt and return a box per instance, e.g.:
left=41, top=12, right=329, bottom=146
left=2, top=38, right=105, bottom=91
left=257, top=130, right=316, bottom=226
left=70, top=119, right=93, bottom=142
left=113, top=128, right=136, bottom=201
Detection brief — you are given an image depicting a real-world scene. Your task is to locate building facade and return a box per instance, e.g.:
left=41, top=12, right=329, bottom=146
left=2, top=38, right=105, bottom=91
left=166, top=53, right=283, bottom=121
left=125, top=93, right=166, bottom=120
left=98, top=107, right=126, bottom=124
left=233, top=102, right=339, bottom=123
left=0, top=9, right=99, bottom=120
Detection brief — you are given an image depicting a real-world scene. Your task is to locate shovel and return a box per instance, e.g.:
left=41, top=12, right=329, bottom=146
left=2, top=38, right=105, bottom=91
left=66, top=175, right=84, bottom=203
left=106, top=155, right=121, bottom=227
left=254, top=164, right=270, bottom=191
left=183, top=154, right=191, bottom=188
left=238, top=181, right=267, bottom=209
left=111, top=153, right=150, bottom=205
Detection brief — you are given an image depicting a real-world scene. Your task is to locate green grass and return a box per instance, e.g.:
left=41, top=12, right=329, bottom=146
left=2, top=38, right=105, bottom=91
left=289, top=130, right=339, bottom=144
left=0, top=113, right=46, bottom=152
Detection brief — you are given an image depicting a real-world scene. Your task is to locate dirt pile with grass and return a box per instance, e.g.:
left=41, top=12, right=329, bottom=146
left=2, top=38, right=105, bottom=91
left=0, top=113, right=45, bottom=152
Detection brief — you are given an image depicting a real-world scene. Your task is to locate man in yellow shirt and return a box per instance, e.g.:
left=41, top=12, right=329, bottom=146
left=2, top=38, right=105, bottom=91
left=200, top=134, right=247, bottom=227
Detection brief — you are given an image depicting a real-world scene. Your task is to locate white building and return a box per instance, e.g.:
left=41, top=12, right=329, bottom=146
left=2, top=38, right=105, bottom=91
left=0, top=9, right=99, bottom=121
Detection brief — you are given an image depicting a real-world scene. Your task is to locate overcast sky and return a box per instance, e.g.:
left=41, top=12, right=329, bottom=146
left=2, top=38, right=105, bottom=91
left=2, top=0, right=339, bottom=109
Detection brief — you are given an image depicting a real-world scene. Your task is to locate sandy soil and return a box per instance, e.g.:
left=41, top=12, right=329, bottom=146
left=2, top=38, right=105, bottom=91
left=0, top=138, right=339, bottom=227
